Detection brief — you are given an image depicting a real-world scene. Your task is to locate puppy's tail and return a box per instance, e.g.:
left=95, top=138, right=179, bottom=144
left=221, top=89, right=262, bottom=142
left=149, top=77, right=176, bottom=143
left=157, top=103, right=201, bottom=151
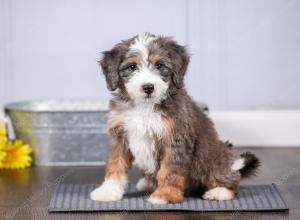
left=231, top=152, right=260, bottom=178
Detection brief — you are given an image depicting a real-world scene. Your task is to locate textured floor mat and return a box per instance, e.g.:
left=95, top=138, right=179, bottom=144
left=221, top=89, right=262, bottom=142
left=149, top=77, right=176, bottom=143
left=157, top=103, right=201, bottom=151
left=49, top=183, right=288, bottom=212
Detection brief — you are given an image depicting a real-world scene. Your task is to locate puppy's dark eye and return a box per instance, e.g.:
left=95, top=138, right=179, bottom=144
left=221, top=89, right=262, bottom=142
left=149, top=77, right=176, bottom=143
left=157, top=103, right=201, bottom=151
left=126, top=64, right=137, bottom=71
left=155, top=62, right=171, bottom=77
left=155, top=63, right=164, bottom=70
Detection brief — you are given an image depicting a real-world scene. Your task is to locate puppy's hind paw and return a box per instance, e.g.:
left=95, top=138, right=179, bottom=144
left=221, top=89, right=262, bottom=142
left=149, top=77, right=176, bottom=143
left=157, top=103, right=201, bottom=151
left=203, top=187, right=235, bottom=201
left=136, top=177, right=154, bottom=192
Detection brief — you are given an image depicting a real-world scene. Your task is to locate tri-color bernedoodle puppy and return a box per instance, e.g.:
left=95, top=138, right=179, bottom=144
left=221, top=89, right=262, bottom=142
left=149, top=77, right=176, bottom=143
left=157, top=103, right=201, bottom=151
left=90, top=33, right=260, bottom=204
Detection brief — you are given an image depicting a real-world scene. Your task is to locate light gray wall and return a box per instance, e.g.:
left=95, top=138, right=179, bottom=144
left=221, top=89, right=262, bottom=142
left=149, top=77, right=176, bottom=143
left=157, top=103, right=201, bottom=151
left=1, top=0, right=300, bottom=111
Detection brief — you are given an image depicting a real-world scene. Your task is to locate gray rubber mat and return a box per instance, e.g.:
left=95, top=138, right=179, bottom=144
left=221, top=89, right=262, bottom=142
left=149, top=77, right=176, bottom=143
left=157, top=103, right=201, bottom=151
left=49, top=183, right=288, bottom=212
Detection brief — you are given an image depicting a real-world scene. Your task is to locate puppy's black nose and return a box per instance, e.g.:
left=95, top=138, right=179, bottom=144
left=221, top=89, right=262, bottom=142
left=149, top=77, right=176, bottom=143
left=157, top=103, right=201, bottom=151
left=142, top=83, right=154, bottom=94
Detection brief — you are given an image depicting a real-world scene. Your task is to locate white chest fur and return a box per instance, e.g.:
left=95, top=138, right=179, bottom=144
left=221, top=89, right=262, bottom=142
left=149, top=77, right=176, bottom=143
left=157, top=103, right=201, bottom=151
left=111, top=104, right=164, bottom=174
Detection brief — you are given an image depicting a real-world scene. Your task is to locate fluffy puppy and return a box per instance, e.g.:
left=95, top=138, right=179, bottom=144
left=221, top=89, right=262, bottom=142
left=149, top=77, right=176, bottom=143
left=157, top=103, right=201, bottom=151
left=90, top=33, right=260, bottom=204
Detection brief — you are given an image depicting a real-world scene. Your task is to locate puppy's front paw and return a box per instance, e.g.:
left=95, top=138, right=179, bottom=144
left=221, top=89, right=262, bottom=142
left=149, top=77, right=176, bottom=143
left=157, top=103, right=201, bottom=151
left=90, top=178, right=126, bottom=202
left=90, top=185, right=122, bottom=201
left=148, top=188, right=184, bottom=204
left=203, top=187, right=234, bottom=201
left=148, top=195, right=168, bottom=204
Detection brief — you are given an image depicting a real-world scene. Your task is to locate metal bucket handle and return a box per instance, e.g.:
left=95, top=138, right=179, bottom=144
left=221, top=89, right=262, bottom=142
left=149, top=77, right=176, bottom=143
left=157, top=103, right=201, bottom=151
left=4, top=115, right=15, bottom=140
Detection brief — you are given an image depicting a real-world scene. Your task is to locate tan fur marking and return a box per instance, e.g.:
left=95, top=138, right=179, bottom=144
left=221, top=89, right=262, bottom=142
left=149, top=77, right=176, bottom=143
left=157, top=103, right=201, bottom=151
left=161, top=114, right=175, bottom=143
left=151, top=161, right=186, bottom=203
left=105, top=147, right=133, bottom=180
left=121, top=53, right=142, bottom=68
left=151, top=186, right=183, bottom=203
left=149, top=53, right=162, bottom=64
left=130, top=55, right=142, bottom=65
left=207, top=181, right=219, bottom=189
left=105, top=113, right=133, bottom=180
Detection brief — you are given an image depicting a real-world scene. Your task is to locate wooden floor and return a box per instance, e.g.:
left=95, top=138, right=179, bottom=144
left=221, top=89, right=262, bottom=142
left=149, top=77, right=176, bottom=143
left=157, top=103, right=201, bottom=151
left=0, top=147, right=299, bottom=220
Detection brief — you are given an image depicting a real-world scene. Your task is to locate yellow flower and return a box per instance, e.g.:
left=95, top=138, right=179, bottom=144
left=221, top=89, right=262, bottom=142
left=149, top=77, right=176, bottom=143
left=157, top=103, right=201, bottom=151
left=0, top=123, right=7, bottom=146
left=0, top=122, right=32, bottom=169
left=0, top=140, right=32, bottom=169
left=0, top=123, right=7, bottom=167
left=0, top=151, right=7, bottom=167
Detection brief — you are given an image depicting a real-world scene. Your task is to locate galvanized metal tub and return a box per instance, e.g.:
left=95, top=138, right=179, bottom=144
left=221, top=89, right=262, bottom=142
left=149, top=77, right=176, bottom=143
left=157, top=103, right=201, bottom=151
left=4, top=100, right=108, bottom=166
left=4, top=100, right=208, bottom=166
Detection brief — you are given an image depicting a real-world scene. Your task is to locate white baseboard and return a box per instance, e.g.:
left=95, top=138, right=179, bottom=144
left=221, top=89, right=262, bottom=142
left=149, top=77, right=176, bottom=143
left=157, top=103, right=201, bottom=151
left=211, top=111, right=300, bottom=147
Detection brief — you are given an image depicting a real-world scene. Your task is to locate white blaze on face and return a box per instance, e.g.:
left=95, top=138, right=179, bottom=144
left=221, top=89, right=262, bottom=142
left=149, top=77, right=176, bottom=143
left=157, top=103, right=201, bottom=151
left=130, top=33, right=155, bottom=63
left=125, top=33, right=169, bottom=104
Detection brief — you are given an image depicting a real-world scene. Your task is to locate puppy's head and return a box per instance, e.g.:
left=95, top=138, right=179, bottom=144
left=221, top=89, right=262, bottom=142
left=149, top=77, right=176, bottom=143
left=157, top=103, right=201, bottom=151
left=100, top=33, right=189, bottom=104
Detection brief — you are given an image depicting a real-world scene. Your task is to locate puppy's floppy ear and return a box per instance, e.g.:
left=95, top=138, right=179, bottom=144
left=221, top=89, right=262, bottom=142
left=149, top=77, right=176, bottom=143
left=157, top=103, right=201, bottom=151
left=168, top=42, right=190, bottom=89
left=100, top=45, right=125, bottom=91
